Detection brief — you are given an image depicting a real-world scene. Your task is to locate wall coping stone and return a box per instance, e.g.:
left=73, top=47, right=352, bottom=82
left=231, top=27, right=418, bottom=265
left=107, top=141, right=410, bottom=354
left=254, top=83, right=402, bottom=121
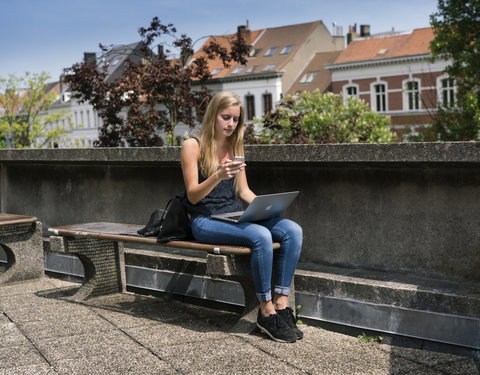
left=1, top=142, right=480, bottom=165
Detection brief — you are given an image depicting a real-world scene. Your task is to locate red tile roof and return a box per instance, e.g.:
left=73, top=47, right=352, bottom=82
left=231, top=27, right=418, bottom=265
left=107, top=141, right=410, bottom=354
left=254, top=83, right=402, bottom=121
left=333, top=27, right=434, bottom=65
left=193, top=21, right=325, bottom=78
left=192, top=30, right=264, bottom=78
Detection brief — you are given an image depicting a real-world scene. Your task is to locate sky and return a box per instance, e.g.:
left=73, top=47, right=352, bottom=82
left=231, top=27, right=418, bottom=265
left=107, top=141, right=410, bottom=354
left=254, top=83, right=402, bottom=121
left=0, top=0, right=439, bottom=82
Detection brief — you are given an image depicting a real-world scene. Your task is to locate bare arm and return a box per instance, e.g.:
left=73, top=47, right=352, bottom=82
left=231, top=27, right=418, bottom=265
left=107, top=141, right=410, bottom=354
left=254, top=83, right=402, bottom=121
left=181, top=138, right=246, bottom=204
left=236, top=166, right=256, bottom=205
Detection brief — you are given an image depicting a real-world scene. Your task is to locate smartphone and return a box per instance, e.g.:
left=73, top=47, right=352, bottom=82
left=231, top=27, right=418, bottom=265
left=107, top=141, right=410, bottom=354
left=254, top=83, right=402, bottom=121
left=234, top=155, right=245, bottom=164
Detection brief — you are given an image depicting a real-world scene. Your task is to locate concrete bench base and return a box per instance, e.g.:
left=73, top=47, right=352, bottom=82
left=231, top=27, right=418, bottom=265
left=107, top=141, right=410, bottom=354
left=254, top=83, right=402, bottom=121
left=0, top=214, right=44, bottom=284
left=49, top=235, right=126, bottom=301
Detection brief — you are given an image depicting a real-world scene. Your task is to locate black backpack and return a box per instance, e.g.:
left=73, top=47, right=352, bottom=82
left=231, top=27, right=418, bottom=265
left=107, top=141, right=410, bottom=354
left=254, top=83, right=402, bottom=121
left=137, top=197, right=193, bottom=243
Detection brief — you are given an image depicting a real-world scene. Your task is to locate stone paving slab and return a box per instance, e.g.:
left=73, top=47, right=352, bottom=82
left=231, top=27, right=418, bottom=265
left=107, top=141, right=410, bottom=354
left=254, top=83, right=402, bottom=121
left=0, top=322, right=30, bottom=348
left=31, top=330, right=140, bottom=363
left=0, top=364, right=56, bottom=375
left=0, top=343, right=47, bottom=370
left=0, top=278, right=478, bottom=375
left=0, top=312, right=10, bottom=324
left=158, top=335, right=307, bottom=375
left=88, top=294, right=200, bottom=328
left=18, top=313, right=116, bottom=340
left=52, top=349, right=177, bottom=375
left=122, top=312, right=232, bottom=344
left=3, top=299, right=97, bottom=323
left=0, top=278, right=66, bottom=296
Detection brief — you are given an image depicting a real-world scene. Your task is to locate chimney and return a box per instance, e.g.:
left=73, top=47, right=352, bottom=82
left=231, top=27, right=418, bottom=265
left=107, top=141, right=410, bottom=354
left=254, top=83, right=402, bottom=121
left=83, top=52, right=96, bottom=65
left=347, top=24, right=359, bottom=45
left=360, top=24, right=371, bottom=37
left=237, top=24, right=251, bottom=44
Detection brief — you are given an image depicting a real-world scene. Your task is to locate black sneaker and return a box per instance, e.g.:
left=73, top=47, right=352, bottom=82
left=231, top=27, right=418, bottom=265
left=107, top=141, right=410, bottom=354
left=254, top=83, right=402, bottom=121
left=276, top=307, right=304, bottom=340
left=256, top=310, right=297, bottom=343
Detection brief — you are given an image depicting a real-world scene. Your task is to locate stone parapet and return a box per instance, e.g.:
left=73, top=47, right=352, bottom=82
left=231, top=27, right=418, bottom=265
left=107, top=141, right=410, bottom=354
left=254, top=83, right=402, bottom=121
left=1, top=142, right=480, bottom=282
left=1, top=142, right=480, bottom=164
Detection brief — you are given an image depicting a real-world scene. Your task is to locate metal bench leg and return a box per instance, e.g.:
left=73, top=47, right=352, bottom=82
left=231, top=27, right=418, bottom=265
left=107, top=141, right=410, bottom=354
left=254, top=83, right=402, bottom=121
left=51, top=236, right=126, bottom=301
left=0, top=221, right=44, bottom=284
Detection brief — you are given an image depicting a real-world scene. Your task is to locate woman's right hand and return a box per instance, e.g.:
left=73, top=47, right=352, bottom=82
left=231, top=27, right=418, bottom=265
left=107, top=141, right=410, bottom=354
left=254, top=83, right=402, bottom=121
left=217, top=159, right=246, bottom=180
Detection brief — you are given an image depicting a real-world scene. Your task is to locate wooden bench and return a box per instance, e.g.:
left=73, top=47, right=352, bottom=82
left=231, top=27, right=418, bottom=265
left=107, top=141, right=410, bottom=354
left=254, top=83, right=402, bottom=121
left=0, top=213, right=44, bottom=284
left=48, top=222, right=295, bottom=333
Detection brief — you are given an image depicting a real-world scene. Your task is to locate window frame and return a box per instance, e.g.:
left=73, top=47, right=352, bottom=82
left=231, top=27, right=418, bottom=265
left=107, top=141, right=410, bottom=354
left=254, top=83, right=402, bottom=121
left=211, top=68, right=223, bottom=75
left=299, top=71, right=319, bottom=84
left=263, top=64, right=276, bottom=71
left=264, top=47, right=279, bottom=57
left=402, top=78, right=421, bottom=111
left=280, top=45, right=294, bottom=55
left=230, top=66, right=245, bottom=75
left=245, top=95, right=256, bottom=121
left=263, top=93, right=273, bottom=114
left=343, top=84, right=359, bottom=100
left=371, top=82, right=388, bottom=112
left=437, top=75, right=456, bottom=107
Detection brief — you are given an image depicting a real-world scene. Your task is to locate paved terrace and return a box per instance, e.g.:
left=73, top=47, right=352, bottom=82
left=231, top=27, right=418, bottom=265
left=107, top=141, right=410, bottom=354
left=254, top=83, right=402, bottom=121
left=1, top=278, right=477, bottom=375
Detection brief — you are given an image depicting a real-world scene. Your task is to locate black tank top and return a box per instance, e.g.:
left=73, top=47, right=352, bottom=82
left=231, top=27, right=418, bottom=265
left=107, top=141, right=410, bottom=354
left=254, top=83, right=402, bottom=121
left=182, top=137, right=243, bottom=217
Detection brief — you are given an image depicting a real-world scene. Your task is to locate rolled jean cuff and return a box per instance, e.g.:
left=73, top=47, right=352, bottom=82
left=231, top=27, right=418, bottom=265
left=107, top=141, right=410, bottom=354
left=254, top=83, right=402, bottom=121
left=256, top=291, right=272, bottom=302
left=274, top=285, right=290, bottom=296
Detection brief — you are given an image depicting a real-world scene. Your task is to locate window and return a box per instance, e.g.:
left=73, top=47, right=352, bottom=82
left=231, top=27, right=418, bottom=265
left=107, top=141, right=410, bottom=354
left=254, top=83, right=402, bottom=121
left=231, top=66, right=244, bottom=75
left=440, top=77, right=455, bottom=107
left=263, top=93, right=273, bottom=114
left=263, top=64, right=276, bottom=71
left=374, top=84, right=387, bottom=112
left=299, top=71, right=318, bottom=84
left=405, top=80, right=420, bottom=110
left=280, top=45, right=294, bottom=55
left=249, top=48, right=262, bottom=57
left=246, top=65, right=261, bottom=73
left=264, top=47, right=279, bottom=57
left=211, top=68, right=223, bottom=75
left=345, top=85, right=358, bottom=98
left=245, top=95, right=255, bottom=120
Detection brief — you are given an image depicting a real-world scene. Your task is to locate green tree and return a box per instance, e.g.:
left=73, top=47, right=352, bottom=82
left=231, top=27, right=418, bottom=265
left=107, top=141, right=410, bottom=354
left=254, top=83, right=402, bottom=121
left=0, top=72, right=69, bottom=148
left=428, top=0, right=480, bottom=140
left=246, top=92, right=395, bottom=144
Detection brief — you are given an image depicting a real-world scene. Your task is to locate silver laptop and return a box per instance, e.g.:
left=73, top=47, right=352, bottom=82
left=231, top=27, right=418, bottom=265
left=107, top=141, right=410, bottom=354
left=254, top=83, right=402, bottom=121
left=211, top=191, right=299, bottom=223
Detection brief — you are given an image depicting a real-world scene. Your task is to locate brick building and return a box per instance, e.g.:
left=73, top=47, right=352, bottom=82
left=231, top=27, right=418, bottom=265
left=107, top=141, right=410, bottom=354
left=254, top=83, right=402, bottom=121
left=326, top=27, right=455, bottom=139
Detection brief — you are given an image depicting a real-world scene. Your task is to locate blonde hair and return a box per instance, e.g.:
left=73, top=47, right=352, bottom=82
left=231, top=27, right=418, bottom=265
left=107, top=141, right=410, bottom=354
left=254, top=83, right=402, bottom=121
left=198, top=91, right=245, bottom=187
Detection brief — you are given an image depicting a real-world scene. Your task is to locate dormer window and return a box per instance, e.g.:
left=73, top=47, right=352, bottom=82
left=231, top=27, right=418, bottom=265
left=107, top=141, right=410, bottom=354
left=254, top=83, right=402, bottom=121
left=263, top=64, right=276, bottom=71
left=211, top=68, right=223, bottom=75
left=246, top=65, right=261, bottom=73
left=264, top=47, right=279, bottom=57
left=231, top=66, right=245, bottom=75
left=299, top=71, right=318, bottom=84
left=280, top=45, right=294, bottom=55
left=249, top=48, right=262, bottom=57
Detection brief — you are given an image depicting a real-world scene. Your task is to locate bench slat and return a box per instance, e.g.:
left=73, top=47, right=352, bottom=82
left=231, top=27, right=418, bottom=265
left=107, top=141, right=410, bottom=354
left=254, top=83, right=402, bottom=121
left=48, top=222, right=281, bottom=256
left=0, top=213, right=37, bottom=226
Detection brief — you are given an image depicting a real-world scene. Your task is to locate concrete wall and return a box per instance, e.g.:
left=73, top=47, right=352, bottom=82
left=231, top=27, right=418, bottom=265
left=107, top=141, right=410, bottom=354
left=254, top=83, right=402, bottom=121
left=1, top=142, right=480, bottom=283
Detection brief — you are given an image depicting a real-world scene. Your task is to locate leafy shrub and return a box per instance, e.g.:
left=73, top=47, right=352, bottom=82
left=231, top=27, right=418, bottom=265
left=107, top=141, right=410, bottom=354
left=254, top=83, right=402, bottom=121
left=245, top=92, right=395, bottom=144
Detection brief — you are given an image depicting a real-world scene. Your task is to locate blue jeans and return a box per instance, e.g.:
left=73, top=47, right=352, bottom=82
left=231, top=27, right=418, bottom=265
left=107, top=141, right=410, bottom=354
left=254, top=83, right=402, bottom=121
left=190, top=216, right=303, bottom=302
